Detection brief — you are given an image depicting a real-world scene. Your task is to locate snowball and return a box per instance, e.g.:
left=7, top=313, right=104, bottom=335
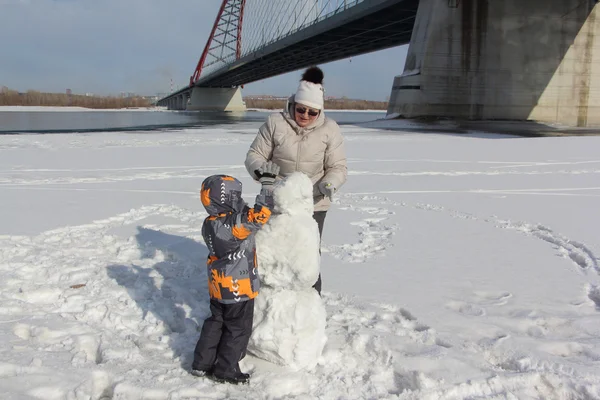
left=273, top=172, right=315, bottom=216
left=255, top=172, right=320, bottom=290
left=255, top=212, right=320, bottom=289
left=249, top=287, right=327, bottom=370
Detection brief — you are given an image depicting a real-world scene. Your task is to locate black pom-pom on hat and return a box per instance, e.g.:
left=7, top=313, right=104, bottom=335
left=301, top=66, right=324, bottom=85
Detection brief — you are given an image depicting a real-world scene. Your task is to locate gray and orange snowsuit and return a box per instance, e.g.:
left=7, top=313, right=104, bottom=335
left=200, top=174, right=274, bottom=304
left=193, top=174, right=274, bottom=379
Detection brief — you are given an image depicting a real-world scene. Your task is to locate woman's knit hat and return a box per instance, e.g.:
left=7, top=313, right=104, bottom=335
left=294, top=67, right=325, bottom=110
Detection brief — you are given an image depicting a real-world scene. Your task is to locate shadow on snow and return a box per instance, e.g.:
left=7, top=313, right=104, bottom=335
left=106, top=227, right=209, bottom=369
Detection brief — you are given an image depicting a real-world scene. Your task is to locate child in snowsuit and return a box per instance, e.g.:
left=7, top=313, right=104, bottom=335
left=191, top=161, right=279, bottom=384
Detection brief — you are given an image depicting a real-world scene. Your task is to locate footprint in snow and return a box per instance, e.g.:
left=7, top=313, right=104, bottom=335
left=445, top=301, right=486, bottom=317
left=473, top=291, right=513, bottom=306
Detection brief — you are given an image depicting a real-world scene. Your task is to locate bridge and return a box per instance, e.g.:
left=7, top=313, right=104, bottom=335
left=158, top=0, right=600, bottom=127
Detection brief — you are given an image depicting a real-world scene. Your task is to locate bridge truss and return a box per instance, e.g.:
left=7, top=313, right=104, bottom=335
left=190, top=0, right=416, bottom=87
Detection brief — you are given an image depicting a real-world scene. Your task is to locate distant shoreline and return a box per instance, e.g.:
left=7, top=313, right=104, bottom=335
left=0, top=89, right=153, bottom=109
left=0, top=106, right=167, bottom=112
left=0, top=106, right=386, bottom=113
left=247, top=108, right=385, bottom=113
left=243, top=98, right=388, bottom=110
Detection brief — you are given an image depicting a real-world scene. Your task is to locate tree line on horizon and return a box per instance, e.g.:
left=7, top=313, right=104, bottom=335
left=243, top=97, right=388, bottom=110
left=0, top=88, right=152, bottom=109
left=0, top=88, right=388, bottom=110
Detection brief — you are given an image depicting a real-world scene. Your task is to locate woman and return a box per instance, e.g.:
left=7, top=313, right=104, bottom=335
left=245, top=66, right=347, bottom=294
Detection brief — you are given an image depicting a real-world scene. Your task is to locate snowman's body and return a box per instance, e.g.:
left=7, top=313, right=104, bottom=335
left=248, top=172, right=327, bottom=370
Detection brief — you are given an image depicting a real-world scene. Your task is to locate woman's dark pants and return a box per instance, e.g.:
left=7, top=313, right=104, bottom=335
left=312, top=211, right=327, bottom=294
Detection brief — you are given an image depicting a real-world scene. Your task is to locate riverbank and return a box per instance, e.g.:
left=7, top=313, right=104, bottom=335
left=243, top=97, right=387, bottom=110
left=363, top=117, right=600, bottom=137
left=0, top=89, right=153, bottom=109
left=0, top=106, right=167, bottom=112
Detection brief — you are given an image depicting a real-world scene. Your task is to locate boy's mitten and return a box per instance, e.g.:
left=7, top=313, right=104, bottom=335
left=255, top=161, right=280, bottom=187
left=318, top=181, right=336, bottom=200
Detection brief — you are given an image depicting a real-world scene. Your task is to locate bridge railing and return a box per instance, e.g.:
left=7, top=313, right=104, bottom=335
left=197, top=0, right=366, bottom=81
left=253, top=0, right=365, bottom=46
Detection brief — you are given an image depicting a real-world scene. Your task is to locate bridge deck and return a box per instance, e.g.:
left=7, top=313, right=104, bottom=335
left=197, top=0, right=419, bottom=88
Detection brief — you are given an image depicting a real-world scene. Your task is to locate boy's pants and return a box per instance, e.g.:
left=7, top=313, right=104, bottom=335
left=193, top=298, right=254, bottom=378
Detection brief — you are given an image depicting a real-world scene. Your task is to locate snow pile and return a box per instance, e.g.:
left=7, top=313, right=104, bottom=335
left=249, top=172, right=326, bottom=369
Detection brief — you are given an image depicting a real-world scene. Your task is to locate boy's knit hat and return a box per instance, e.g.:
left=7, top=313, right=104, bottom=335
left=294, top=67, right=325, bottom=110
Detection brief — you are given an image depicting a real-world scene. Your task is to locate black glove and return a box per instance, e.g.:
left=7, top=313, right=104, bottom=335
left=255, top=161, right=280, bottom=187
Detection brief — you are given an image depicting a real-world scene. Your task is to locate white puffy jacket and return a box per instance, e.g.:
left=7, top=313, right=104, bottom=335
left=245, top=104, right=347, bottom=212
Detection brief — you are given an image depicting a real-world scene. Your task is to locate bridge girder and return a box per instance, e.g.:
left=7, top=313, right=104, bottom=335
left=196, top=0, right=419, bottom=88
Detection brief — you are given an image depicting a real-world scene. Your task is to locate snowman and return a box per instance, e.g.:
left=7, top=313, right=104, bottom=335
left=248, top=172, right=327, bottom=370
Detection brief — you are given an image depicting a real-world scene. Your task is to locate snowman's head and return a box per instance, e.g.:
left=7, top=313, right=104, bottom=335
left=273, top=172, right=314, bottom=215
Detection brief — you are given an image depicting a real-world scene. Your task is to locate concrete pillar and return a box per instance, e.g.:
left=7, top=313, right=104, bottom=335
left=387, top=0, right=600, bottom=127
left=187, top=87, right=246, bottom=112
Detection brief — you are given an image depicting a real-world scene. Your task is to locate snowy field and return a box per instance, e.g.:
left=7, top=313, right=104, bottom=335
left=0, top=120, right=599, bottom=399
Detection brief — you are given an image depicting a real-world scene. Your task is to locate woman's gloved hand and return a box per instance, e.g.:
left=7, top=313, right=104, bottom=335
left=318, top=181, right=336, bottom=200
left=255, top=161, right=280, bottom=186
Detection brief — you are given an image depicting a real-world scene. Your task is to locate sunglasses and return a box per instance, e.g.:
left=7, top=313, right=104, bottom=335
left=295, top=106, right=320, bottom=117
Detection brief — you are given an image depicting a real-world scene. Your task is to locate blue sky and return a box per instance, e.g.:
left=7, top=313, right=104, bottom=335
left=0, top=0, right=408, bottom=101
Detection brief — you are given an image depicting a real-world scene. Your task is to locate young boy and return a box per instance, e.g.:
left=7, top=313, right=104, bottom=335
left=191, top=161, right=279, bottom=384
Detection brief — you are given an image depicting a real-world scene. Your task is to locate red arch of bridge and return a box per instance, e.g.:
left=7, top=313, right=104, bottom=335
left=190, top=0, right=246, bottom=86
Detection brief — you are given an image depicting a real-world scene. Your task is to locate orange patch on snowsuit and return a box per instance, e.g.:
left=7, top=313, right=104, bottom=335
left=248, top=207, right=271, bottom=224
left=208, top=269, right=258, bottom=300
left=201, top=185, right=211, bottom=206
left=232, top=224, right=251, bottom=239
left=207, top=255, right=218, bottom=264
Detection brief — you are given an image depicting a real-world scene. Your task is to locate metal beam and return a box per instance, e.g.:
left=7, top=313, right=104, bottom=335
left=163, top=0, right=418, bottom=102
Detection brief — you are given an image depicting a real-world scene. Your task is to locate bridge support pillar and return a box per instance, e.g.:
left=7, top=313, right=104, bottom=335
left=187, top=87, right=246, bottom=112
left=387, top=0, right=600, bottom=127
left=168, top=97, right=183, bottom=111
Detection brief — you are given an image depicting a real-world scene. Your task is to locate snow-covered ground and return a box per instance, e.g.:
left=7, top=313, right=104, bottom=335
left=0, top=120, right=599, bottom=399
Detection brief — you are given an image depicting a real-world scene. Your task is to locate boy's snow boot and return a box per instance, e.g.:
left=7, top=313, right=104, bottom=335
left=190, top=367, right=214, bottom=378
left=211, top=372, right=250, bottom=385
